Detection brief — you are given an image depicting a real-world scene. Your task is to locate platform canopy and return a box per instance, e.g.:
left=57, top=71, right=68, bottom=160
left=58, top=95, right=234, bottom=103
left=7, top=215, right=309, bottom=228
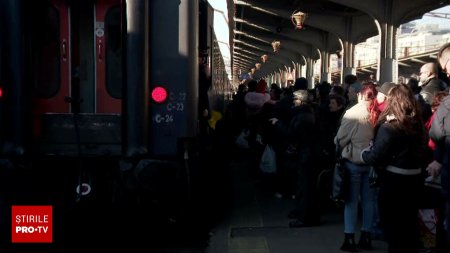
left=228, top=0, right=450, bottom=81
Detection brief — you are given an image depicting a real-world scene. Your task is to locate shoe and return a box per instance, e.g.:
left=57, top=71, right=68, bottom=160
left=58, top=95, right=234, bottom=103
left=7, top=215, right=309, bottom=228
left=357, top=231, right=372, bottom=250
left=341, top=233, right=358, bottom=252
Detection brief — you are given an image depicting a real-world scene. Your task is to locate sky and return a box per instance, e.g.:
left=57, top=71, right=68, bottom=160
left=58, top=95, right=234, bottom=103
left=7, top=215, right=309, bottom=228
left=207, top=0, right=231, bottom=79
left=413, top=5, right=450, bottom=28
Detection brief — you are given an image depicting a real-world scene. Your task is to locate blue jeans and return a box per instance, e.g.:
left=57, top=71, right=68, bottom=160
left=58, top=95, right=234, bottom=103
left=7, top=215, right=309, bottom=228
left=344, top=161, right=375, bottom=234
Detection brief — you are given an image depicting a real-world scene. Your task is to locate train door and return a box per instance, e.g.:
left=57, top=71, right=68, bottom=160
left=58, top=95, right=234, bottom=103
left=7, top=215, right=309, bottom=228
left=95, top=0, right=122, bottom=113
left=28, top=0, right=71, bottom=139
left=71, top=0, right=121, bottom=114
left=30, top=0, right=121, bottom=117
left=29, top=0, right=71, bottom=115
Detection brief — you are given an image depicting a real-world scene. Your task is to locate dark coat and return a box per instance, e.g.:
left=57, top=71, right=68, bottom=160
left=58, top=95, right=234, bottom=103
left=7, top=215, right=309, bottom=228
left=273, top=94, right=294, bottom=125
left=420, top=78, right=447, bottom=105
left=429, top=96, right=450, bottom=199
left=275, top=104, right=319, bottom=164
left=362, top=118, right=428, bottom=173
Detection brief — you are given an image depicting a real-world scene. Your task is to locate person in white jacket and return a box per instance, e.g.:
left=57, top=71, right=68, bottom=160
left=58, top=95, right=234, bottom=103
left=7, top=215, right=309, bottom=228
left=334, top=83, right=380, bottom=251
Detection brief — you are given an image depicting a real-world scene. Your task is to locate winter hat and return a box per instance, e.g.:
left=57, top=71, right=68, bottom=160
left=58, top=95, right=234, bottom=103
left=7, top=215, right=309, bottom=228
left=293, top=90, right=309, bottom=102
left=294, top=77, right=308, bottom=91
left=256, top=79, right=267, bottom=93
left=378, top=82, right=396, bottom=96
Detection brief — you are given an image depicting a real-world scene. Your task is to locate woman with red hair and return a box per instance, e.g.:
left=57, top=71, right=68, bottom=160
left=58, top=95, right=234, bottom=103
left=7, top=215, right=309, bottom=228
left=335, top=83, right=380, bottom=251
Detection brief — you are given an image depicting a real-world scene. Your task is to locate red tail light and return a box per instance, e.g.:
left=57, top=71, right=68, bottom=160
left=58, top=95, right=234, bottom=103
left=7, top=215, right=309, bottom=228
left=151, top=86, right=168, bottom=103
left=0, top=86, right=3, bottom=98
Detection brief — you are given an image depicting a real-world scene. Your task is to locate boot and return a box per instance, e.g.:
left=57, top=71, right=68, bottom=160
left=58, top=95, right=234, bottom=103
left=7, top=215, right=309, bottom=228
left=340, top=233, right=358, bottom=252
left=357, top=231, right=372, bottom=250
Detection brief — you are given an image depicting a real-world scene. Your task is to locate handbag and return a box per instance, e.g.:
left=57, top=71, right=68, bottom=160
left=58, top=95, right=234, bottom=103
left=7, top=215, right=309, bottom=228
left=331, top=139, right=348, bottom=204
left=424, top=175, right=441, bottom=190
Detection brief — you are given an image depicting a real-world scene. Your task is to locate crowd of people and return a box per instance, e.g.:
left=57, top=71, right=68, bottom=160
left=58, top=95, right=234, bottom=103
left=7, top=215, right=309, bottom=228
left=221, top=42, right=450, bottom=253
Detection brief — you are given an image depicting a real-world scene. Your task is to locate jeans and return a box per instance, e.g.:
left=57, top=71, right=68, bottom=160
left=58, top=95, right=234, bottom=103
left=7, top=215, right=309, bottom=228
left=344, top=160, right=375, bottom=234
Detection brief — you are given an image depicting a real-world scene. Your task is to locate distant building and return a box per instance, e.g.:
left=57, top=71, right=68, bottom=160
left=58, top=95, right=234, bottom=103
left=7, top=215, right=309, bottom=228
left=354, top=22, right=450, bottom=67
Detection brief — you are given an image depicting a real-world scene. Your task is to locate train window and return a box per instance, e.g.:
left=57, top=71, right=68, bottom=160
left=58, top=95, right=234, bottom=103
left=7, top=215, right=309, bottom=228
left=105, top=6, right=122, bottom=99
left=30, top=5, right=60, bottom=98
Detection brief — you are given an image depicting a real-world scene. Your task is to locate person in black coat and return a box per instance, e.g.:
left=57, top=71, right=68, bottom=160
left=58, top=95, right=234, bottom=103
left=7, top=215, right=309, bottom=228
left=361, top=84, right=428, bottom=253
left=419, top=62, right=447, bottom=106
left=270, top=89, right=320, bottom=227
left=428, top=42, right=450, bottom=252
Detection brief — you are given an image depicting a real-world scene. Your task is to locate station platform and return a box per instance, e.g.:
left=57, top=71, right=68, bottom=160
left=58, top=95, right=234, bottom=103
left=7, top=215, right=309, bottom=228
left=205, top=155, right=389, bottom=253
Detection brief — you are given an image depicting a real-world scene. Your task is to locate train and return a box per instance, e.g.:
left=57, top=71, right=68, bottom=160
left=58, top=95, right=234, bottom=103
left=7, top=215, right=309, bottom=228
left=0, top=0, right=231, bottom=250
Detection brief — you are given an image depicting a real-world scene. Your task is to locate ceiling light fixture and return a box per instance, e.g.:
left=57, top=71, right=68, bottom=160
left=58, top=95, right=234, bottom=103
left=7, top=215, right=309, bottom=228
left=291, top=10, right=307, bottom=30
left=261, top=54, right=268, bottom=63
left=271, top=41, right=281, bottom=52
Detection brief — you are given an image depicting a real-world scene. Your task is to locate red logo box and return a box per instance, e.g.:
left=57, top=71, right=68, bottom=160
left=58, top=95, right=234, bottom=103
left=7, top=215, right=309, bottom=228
left=11, top=205, right=52, bottom=243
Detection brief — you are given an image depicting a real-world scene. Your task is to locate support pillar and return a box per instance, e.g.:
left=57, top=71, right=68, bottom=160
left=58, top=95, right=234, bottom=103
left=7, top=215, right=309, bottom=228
left=306, top=58, right=315, bottom=89
left=320, top=50, right=331, bottom=83
left=342, top=40, right=356, bottom=80
left=379, top=21, right=398, bottom=84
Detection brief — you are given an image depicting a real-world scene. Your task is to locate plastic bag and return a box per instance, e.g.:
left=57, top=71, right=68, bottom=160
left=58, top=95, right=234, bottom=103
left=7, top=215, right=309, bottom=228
left=260, top=144, right=276, bottom=174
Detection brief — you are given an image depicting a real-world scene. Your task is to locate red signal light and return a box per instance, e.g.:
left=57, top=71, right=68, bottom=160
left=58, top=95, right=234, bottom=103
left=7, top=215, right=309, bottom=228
left=151, top=86, right=168, bottom=103
left=0, top=86, right=3, bottom=98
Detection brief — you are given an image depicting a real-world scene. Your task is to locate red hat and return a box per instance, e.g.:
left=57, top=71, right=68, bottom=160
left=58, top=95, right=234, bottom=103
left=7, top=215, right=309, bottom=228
left=256, top=79, right=267, bottom=93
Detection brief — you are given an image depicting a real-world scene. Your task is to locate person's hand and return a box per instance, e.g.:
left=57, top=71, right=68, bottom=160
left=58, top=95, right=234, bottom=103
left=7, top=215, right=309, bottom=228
left=202, top=109, right=209, bottom=117
left=426, top=160, right=442, bottom=178
left=359, top=146, right=371, bottom=163
left=268, top=118, right=278, bottom=125
left=361, top=146, right=371, bottom=153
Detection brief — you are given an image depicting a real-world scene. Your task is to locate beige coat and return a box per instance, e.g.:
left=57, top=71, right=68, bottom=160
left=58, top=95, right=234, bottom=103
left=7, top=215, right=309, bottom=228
left=335, top=100, right=374, bottom=164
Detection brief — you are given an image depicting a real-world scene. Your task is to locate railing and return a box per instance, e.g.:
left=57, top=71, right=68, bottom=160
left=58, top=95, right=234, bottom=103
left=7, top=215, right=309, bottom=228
left=327, top=41, right=446, bottom=80
left=397, top=43, right=443, bottom=58
left=355, top=42, right=445, bottom=68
